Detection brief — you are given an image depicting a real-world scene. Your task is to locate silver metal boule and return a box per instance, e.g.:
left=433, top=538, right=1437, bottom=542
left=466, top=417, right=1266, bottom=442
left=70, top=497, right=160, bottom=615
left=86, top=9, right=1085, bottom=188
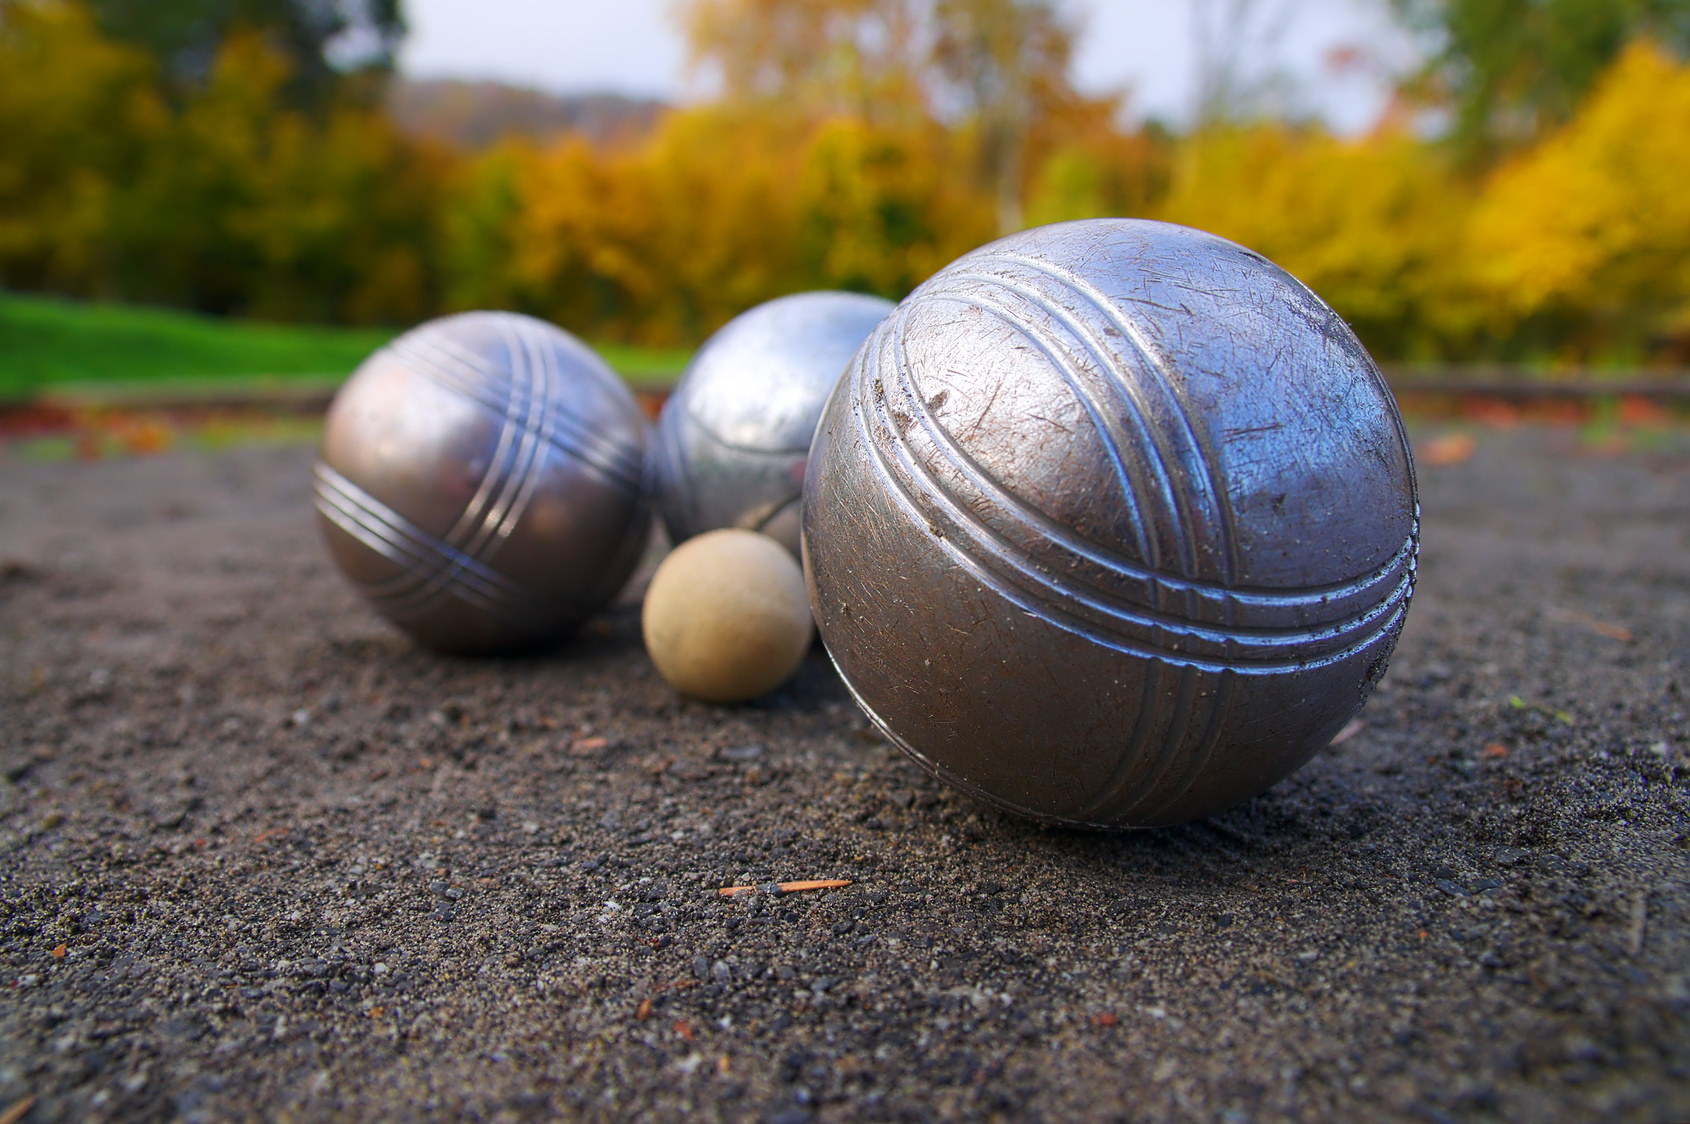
left=648, top=291, right=895, bottom=554
left=314, top=311, right=651, bottom=655
left=802, top=218, right=1419, bottom=828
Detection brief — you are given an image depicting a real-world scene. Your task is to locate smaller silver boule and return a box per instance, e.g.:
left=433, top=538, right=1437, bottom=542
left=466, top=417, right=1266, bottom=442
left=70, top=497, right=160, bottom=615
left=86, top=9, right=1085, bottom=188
left=648, top=291, right=894, bottom=554
left=314, top=311, right=651, bottom=654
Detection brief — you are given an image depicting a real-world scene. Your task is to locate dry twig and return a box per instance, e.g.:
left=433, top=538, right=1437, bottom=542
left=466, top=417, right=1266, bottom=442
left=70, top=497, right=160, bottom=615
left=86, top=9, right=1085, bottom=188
left=718, top=879, right=851, bottom=897
left=0, top=1095, right=36, bottom=1124
left=1544, top=606, right=1633, bottom=643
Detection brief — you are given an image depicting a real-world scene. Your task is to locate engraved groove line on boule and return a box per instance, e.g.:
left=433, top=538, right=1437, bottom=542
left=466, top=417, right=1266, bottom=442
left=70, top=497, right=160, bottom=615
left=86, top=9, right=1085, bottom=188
left=994, top=249, right=1246, bottom=588
left=352, top=319, right=556, bottom=621
left=874, top=299, right=1415, bottom=615
left=929, top=274, right=1192, bottom=579
left=680, top=401, right=816, bottom=457
left=401, top=321, right=643, bottom=495
left=480, top=317, right=557, bottom=545
left=391, top=326, right=643, bottom=495
left=1112, top=662, right=1198, bottom=821
left=1069, top=657, right=1167, bottom=822
left=312, top=465, right=543, bottom=629
left=848, top=373, right=1410, bottom=673
left=856, top=315, right=1414, bottom=664
left=857, top=363, right=1413, bottom=664
left=884, top=290, right=1222, bottom=633
left=317, top=463, right=536, bottom=621
left=1116, top=667, right=1237, bottom=824
left=444, top=317, right=546, bottom=563
left=831, top=658, right=1168, bottom=831
left=907, top=285, right=1159, bottom=566
left=416, top=318, right=641, bottom=484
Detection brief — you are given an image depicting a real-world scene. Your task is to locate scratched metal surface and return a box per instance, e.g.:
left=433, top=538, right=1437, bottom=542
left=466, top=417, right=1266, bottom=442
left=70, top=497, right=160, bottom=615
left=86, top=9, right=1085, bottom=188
left=803, top=219, right=1419, bottom=827
left=315, top=311, right=651, bottom=655
left=648, top=293, right=895, bottom=556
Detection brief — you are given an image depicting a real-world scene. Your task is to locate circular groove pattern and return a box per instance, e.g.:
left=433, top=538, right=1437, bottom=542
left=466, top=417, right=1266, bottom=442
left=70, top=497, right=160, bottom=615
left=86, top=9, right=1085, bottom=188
left=313, top=464, right=543, bottom=628
left=853, top=301, right=1415, bottom=671
left=341, top=318, right=565, bottom=626
left=317, top=310, right=649, bottom=652
left=392, top=320, right=644, bottom=497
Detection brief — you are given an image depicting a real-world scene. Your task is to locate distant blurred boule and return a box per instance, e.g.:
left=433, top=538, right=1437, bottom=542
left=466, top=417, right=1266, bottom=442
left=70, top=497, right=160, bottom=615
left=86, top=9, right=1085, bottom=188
left=641, top=529, right=813, bottom=703
left=647, top=291, right=894, bottom=555
left=314, top=311, right=650, bottom=655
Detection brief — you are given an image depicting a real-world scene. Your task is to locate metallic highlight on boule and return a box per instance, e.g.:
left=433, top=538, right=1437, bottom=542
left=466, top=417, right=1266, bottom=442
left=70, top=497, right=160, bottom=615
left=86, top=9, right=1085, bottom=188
left=802, top=218, right=1419, bottom=828
left=648, top=291, right=895, bottom=555
left=315, top=311, right=651, bottom=654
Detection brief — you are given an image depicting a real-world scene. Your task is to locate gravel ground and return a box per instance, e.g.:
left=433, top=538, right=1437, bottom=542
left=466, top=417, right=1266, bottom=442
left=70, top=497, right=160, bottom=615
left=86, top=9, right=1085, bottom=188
left=1, top=424, right=1688, bottom=1123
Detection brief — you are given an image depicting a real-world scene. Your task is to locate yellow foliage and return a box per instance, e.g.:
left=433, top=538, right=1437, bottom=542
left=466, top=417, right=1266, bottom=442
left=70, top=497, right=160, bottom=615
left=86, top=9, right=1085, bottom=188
left=0, top=4, right=445, bottom=323
left=1154, top=125, right=1478, bottom=359
left=0, top=0, right=164, bottom=290
left=795, top=116, right=995, bottom=297
left=679, top=0, right=928, bottom=120
left=488, top=107, right=994, bottom=344
left=129, top=32, right=449, bottom=322
left=1024, top=128, right=1171, bottom=229
left=1468, top=42, right=1690, bottom=360
left=4, top=1, right=1689, bottom=361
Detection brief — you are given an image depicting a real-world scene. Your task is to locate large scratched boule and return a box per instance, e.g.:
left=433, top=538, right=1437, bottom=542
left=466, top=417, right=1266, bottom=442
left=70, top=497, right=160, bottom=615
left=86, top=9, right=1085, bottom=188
left=315, top=311, right=650, bottom=654
left=648, top=291, right=894, bottom=555
left=802, top=219, right=1419, bottom=828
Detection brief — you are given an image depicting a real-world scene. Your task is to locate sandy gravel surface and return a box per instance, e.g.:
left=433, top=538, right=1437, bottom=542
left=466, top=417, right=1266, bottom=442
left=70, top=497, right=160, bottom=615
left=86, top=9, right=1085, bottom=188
left=1, top=426, right=1688, bottom=1123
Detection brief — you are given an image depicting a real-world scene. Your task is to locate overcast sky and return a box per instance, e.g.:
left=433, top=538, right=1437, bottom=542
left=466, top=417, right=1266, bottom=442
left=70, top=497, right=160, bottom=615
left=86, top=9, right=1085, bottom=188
left=399, top=0, right=1415, bottom=134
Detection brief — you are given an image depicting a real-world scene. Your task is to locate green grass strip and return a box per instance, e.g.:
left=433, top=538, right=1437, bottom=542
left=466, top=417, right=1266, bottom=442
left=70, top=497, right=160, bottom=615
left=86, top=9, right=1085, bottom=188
left=0, top=291, right=689, bottom=401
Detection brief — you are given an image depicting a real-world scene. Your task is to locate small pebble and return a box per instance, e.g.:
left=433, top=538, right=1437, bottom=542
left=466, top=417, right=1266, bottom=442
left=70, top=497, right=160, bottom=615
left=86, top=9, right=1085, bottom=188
left=720, top=744, right=764, bottom=761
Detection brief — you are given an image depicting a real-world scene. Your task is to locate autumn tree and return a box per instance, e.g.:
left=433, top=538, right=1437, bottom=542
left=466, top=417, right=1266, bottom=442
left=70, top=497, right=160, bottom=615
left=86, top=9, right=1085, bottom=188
left=674, top=0, right=1104, bottom=234
left=0, top=0, right=163, bottom=293
left=1466, top=42, right=1690, bottom=360
left=675, top=0, right=928, bottom=120
left=84, top=0, right=404, bottom=106
left=932, top=0, right=1082, bottom=233
left=1390, top=0, right=1690, bottom=157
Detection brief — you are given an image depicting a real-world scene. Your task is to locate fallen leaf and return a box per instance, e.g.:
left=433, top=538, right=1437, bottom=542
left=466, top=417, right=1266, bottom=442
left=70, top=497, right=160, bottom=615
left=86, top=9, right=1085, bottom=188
left=49, top=944, right=65, bottom=959
left=1482, top=743, right=1509, bottom=759
left=674, top=1019, right=694, bottom=1041
left=1420, top=432, right=1477, bottom=467
left=1093, top=1013, right=1118, bottom=1027
left=636, top=998, right=652, bottom=1020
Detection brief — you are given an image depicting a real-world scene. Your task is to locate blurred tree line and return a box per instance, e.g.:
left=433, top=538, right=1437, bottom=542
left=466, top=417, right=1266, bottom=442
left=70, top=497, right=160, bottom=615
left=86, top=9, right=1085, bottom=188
left=1, top=0, right=1688, bottom=364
